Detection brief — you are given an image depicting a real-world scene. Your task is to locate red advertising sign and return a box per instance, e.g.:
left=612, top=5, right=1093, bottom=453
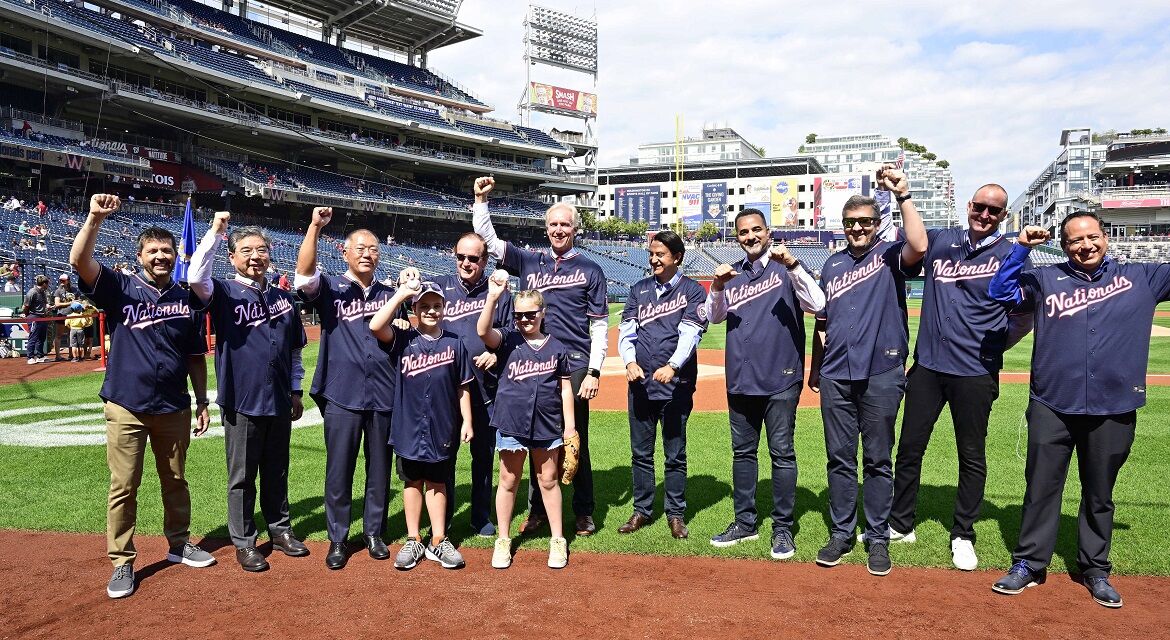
left=529, top=82, right=597, bottom=115
left=113, top=161, right=224, bottom=192
left=87, top=139, right=182, bottom=163
left=1100, top=198, right=1170, bottom=209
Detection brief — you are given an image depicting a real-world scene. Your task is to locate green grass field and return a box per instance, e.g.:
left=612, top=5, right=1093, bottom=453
left=2, top=315, right=1169, bottom=575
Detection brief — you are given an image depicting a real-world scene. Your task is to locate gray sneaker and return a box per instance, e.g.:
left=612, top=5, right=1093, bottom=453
left=394, top=539, right=426, bottom=570
left=425, top=538, right=466, bottom=569
left=167, top=542, right=217, bottom=568
left=107, top=564, right=135, bottom=599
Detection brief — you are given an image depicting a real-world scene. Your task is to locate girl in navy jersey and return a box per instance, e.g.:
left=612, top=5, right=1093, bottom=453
left=477, top=271, right=580, bottom=569
left=370, top=277, right=474, bottom=570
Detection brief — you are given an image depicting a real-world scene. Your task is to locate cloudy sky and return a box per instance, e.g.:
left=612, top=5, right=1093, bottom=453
left=429, top=0, right=1170, bottom=206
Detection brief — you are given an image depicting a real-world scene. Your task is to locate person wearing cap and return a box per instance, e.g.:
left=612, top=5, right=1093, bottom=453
left=64, top=300, right=91, bottom=362
left=21, top=274, right=51, bottom=364
left=51, top=273, right=77, bottom=361
left=295, top=206, right=404, bottom=570
left=370, top=276, right=474, bottom=570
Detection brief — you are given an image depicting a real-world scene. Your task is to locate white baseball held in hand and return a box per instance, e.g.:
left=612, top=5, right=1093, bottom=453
left=491, top=269, right=509, bottom=285
left=405, top=278, right=421, bottom=291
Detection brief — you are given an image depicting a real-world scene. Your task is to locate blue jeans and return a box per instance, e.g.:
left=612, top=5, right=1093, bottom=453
left=629, top=384, right=692, bottom=519
left=820, top=366, right=907, bottom=543
left=26, top=317, right=47, bottom=358
left=727, top=385, right=801, bottom=532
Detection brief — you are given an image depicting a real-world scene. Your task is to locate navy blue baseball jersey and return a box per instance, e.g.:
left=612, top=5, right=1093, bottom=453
left=433, top=273, right=513, bottom=402
left=818, top=240, right=919, bottom=381
left=299, top=273, right=399, bottom=411
left=621, top=274, right=708, bottom=400
left=915, top=228, right=1019, bottom=376
left=194, top=276, right=307, bottom=416
left=490, top=328, right=581, bottom=441
left=80, top=265, right=206, bottom=414
left=990, top=244, right=1170, bottom=415
left=388, top=327, right=474, bottom=462
left=716, top=257, right=808, bottom=395
left=500, top=243, right=607, bottom=356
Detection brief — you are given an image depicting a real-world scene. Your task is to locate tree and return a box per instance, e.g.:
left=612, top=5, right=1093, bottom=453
left=696, top=221, right=720, bottom=241
left=627, top=221, right=649, bottom=237
left=580, top=208, right=598, bottom=233
left=599, top=216, right=623, bottom=239
left=805, top=133, right=817, bottom=144
left=1156, top=128, right=1168, bottom=135
left=922, top=152, right=937, bottom=161
left=897, top=137, right=909, bottom=150
left=936, top=159, right=950, bottom=169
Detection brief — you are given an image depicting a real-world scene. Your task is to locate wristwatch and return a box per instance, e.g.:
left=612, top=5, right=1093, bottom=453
left=587, top=368, right=601, bottom=378
left=896, top=193, right=912, bottom=204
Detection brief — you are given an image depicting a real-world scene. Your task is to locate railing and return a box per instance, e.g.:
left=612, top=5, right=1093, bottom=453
left=0, top=48, right=110, bottom=84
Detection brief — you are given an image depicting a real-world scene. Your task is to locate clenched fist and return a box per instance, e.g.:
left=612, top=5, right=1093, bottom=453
left=711, top=263, right=739, bottom=291
left=473, top=176, right=495, bottom=202
left=89, top=194, right=120, bottom=219
left=211, top=210, right=231, bottom=233
left=311, top=207, right=333, bottom=228
left=1017, top=225, right=1050, bottom=247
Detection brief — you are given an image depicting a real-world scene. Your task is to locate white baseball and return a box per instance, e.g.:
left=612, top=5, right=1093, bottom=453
left=405, top=278, right=421, bottom=291
left=491, top=269, right=509, bottom=284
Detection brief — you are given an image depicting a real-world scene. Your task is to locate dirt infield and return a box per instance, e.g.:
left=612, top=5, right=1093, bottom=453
left=1, top=530, right=1167, bottom=639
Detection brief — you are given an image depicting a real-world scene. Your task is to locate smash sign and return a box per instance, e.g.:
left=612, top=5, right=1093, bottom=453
left=529, top=82, right=597, bottom=115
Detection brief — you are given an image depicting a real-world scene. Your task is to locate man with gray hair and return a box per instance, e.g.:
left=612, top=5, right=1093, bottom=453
left=472, top=176, right=608, bottom=537
left=189, top=211, right=309, bottom=572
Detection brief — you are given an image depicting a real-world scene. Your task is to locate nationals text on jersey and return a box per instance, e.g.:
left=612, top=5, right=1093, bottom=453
left=637, top=294, right=690, bottom=325
left=825, top=253, right=884, bottom=302
left=933, top=257, right=1001, bottom=284
left=1045, top=275, right=1134, bottom=318
left=726, top=271, right=783, bottom=311
left=121, top=300, right=192, bottom=330
left=401, top=345, right=456, bottom=377
left=507, top=355, right=558, bottom=381
left=526, top=270, right=587, bottom=291
left=333, top=297, right=390, bottom=322
left=233, top=295, right=294, bottom=327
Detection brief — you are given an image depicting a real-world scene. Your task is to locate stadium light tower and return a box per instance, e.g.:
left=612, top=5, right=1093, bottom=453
left=519, top=4, right=599, bottom=209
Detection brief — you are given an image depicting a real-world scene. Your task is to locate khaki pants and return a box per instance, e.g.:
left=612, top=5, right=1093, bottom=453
left=105, top=402, right=192, bottom=567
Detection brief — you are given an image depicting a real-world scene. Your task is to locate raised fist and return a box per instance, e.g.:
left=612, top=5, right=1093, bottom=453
left=1017, top=225, right=1050, bottom=247
left=878, top=165, right=909, bottom=197
left=769, top=244, right=797, bottom=269
left=474, top=176, right=495, bottom=201
left=712, top=263, right=739, bottom=288
left=89, top=194, right=120, bottom=219
left=311, top=207, right=333, bottom=228
left=212, top=210, right=231, bottom=233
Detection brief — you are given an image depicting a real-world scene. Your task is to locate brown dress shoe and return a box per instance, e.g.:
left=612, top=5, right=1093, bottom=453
left=575, top=515, right=597, bottom=536
left=236, top=546, right=270, bottom=572
left=618, top=512, right=652, bottom=534
left=519, top=512, right=547, bottom=535
left=668, top=516, right=689, bottom=539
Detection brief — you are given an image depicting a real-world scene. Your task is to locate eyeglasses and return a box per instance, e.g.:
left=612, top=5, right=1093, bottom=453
left=970, top=202, right=1005, bottom=216
left=513, top=311, right=541, bottom=321
left=234, top=247, right=270, bottom=257
left=842, top=217, right=878, bottom=229
left=349, top=245, right=379, bottom=255
left=455, top=253, right=482, bottom=264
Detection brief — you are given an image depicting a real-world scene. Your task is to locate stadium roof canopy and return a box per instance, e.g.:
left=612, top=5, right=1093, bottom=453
left=257, top=0, right=482, bottom=53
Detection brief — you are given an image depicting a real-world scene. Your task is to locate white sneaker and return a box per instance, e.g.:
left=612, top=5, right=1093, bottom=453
left=26, top=357, right=36, bottom=364
left=547, top=536, right=567, bottom=569
left=857, top=527, right=917, bottom=543
left=491, top=537, right=512, bottom=569
left=951, top=538, right=978, bottom=571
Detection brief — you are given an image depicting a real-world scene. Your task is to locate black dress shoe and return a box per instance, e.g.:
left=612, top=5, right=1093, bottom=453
left=575, top=515, right=597, bottom=536
left=1086, top=576, right=1123, bottom=608
left=325, top=542, right=348, bottom=570
left=236, top=546, right=269, bottom=572
left=272, top=530, right=309, bottom=557
left=365, top=535, right=390, bottom=560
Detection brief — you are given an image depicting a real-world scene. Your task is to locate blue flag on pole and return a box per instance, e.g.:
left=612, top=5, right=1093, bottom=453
left=174, top=197, right=196, bottom=283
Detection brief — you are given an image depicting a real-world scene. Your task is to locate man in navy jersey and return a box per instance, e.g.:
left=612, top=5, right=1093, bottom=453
left=189, top=211, right=308, bottom=573
left=704, top=210, right=825, bottom=558
left=888, top=184, right=1030, bottom=571
left=70, top=194, right=214, bottom=599
left=295, top=206, right=400, bottom=569
left=472, top=176, right=608, bottom=536
left=988, top=213, right=1170, bottom=608
left=809, top=166, right=927, bottom=576
left=618, top=230, right=709, bottom=539
left=433, top=232, right=513, bottom=537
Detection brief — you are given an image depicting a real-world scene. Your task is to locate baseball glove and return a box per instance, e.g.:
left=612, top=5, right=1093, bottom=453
left=561, top=432, right=582, bottom=485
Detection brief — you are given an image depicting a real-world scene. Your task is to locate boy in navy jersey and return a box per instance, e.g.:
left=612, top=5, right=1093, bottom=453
left=988, top=213, right=1170, bottom=608
left=809, top=166, right=927, bottom=576
left=189, top=211, right=309, bottom=573
left=617, top=230, right=708, bottom=539
left=478, top=274, right=579, bottom=569
left=704, top=209, right=825, bottom=558
left=70, top=194, right=215, bottom=599
left=295, top=206, right=402, bottom=570
left=888, top=184, right=1030, bottom=571
left=473, top=176, right=607, bottom=537
left=370, top=279, right=474, bottom=570
left=433, top=232, right=514, bottom=538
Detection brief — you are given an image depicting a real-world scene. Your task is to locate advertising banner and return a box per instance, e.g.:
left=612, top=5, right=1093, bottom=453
left=614, top=185, right=660, bottom=226
left=813, top=175, right=865, bottom=231
left=770, top=178, right=800, bottom=227
left=86, top=139, right=181, bottom=164
left=680, top=185, right=702, bottom=227
left=743, top=181, right=772, bottom=220
left=529, top=82, right=598, bottom=116
left=1101, top=197, right=1170, bottom=208
left=701, top=182, right=727, bottom=223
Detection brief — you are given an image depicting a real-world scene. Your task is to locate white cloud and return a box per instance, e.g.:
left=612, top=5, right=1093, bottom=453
left=429, top=1, right=1170, bottom=209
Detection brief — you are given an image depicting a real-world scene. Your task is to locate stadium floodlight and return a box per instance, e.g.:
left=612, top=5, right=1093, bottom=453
left=524, top=4, right=597, bottom=76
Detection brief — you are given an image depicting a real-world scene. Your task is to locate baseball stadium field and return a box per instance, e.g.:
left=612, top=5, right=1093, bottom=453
left=1, top=301, right=1169, bottom=637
